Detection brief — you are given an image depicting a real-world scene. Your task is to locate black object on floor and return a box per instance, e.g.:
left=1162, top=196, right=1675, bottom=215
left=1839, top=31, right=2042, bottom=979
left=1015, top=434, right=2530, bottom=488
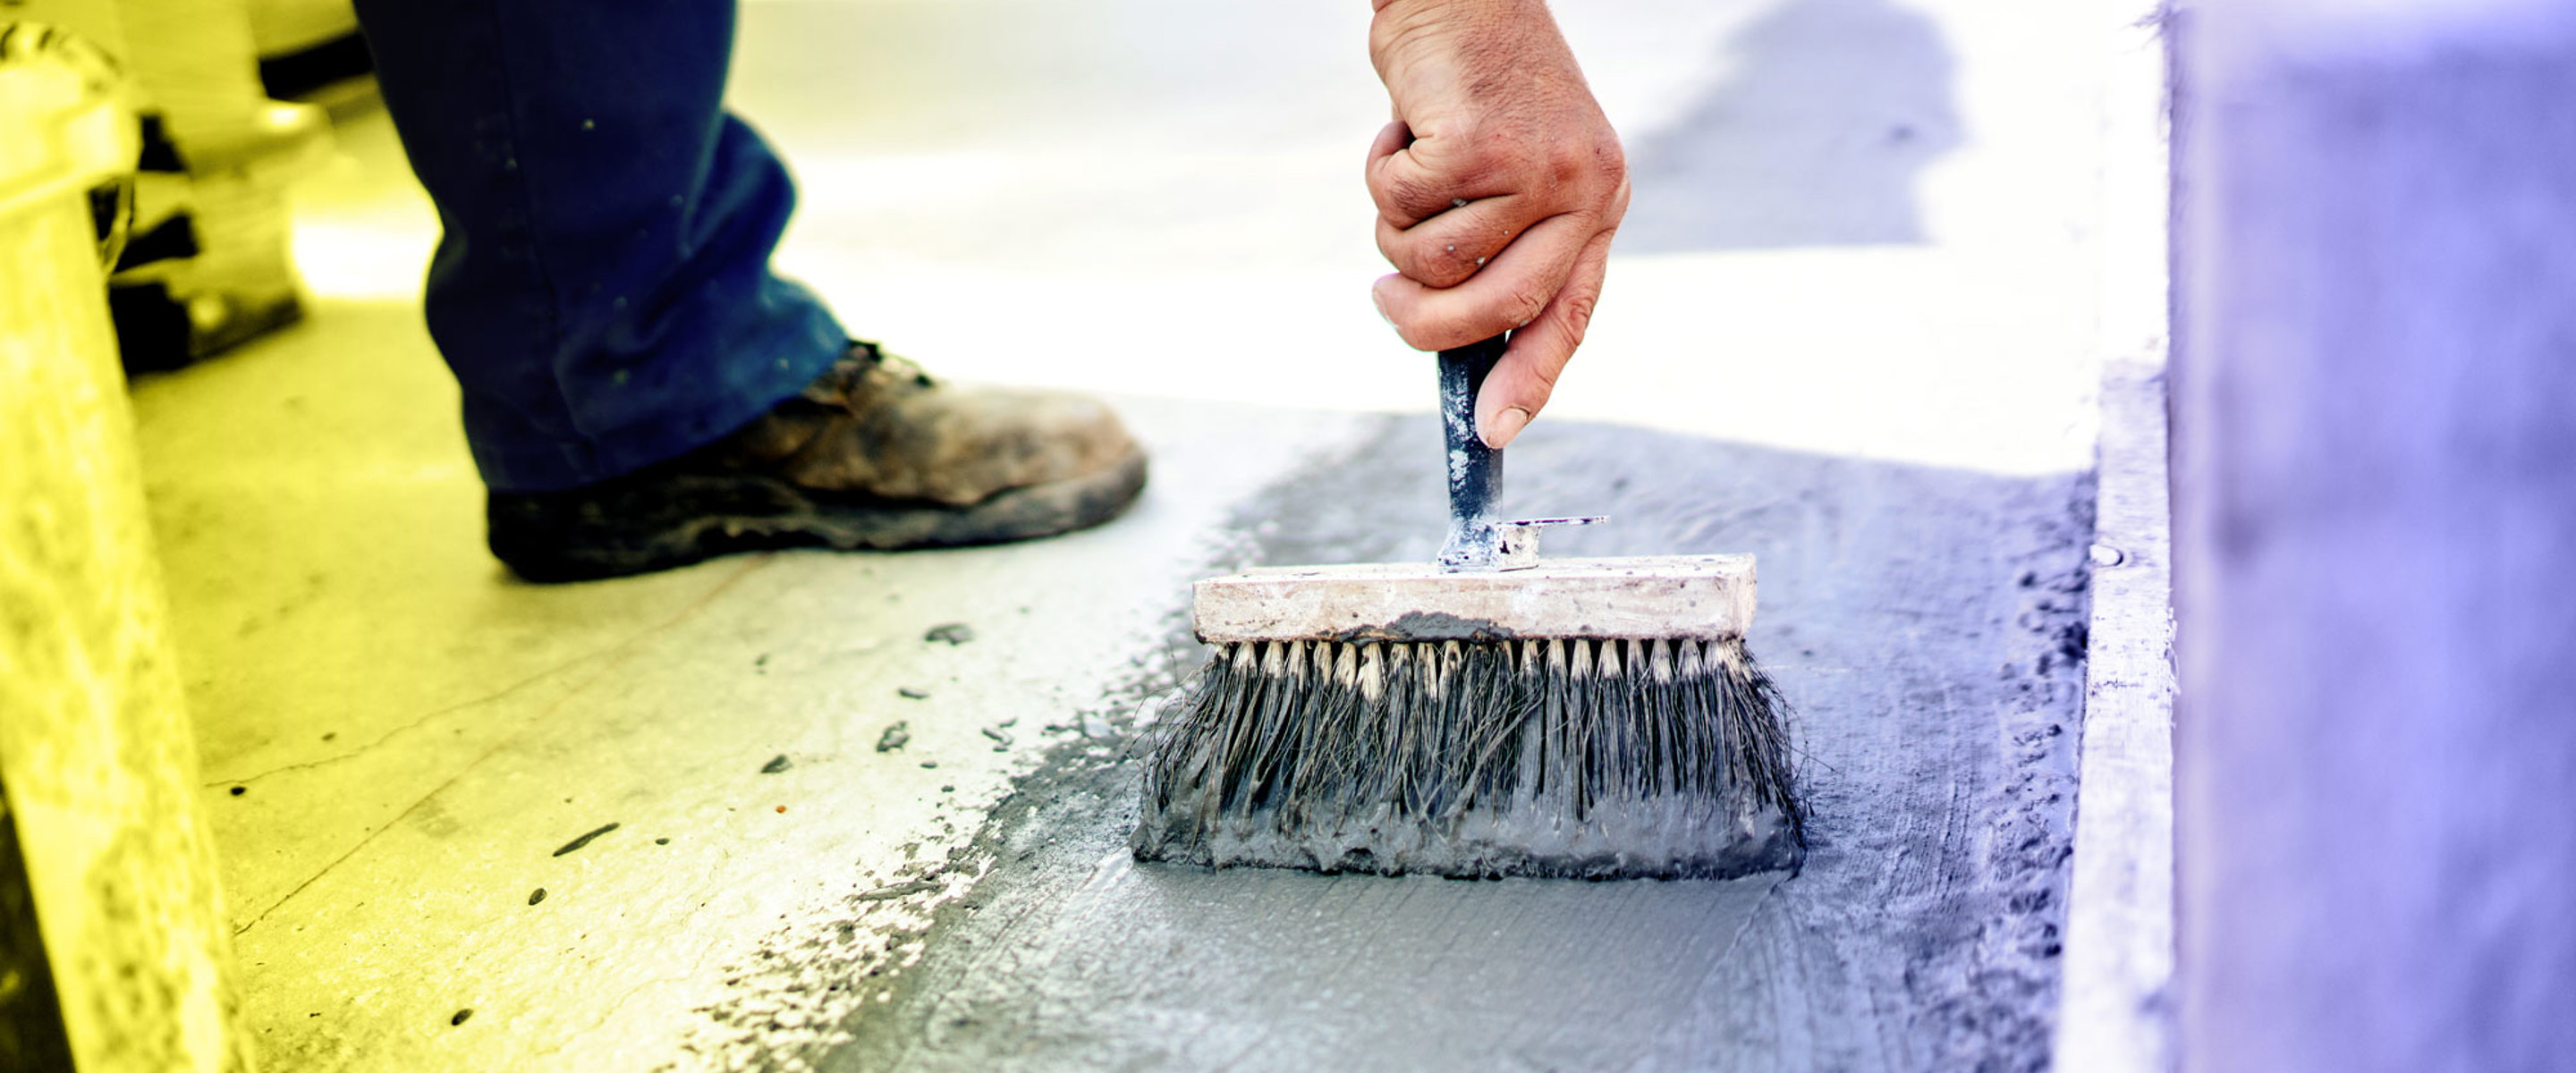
left=258, top=31, right=376, bottom=101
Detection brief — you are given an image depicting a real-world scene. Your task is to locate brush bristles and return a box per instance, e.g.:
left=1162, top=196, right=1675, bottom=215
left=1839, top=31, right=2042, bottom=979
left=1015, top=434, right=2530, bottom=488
left=1132, top=637, right=1805, bottom=880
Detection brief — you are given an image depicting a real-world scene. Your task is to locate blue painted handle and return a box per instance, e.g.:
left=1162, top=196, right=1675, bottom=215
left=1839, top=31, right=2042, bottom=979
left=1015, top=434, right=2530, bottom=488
left=1436, top=334, right=1506, bottom=570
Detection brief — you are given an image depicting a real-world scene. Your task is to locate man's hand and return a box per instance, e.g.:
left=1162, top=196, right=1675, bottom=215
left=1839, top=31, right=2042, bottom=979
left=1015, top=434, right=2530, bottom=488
left=1367, top=0, right=1629, bottom=449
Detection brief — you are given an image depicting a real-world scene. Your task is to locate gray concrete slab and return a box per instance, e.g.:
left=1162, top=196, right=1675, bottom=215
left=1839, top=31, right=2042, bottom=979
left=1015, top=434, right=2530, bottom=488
left=678, top=415, right=2095, bottom=1072
left=133, top=0, right=2128, bottom=1065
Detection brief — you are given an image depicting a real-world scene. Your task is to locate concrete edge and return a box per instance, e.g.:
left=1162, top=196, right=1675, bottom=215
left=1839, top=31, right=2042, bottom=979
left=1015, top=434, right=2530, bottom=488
left=2052, top=4, right=2180, bottom=1072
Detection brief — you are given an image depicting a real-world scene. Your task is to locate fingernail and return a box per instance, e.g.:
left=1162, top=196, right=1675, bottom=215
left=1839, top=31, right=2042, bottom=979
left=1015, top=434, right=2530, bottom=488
left=1370, top=283, right=1395, bottom=327
left=1483, top=406, right=1531, bottom=449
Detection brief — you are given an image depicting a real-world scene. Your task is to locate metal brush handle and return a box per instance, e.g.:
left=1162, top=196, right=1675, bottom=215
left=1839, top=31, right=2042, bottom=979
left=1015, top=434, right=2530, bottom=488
left=1436, top=334, right=1507, bottom=570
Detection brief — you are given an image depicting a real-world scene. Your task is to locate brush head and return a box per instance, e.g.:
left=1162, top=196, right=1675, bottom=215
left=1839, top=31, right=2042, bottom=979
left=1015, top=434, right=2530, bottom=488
left=1134, top=556, right=1803, bottom=880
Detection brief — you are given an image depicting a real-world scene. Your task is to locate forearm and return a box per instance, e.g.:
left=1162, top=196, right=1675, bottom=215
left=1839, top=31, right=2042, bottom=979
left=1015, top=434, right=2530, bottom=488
left=1368, top=0, right=1583, bottom=98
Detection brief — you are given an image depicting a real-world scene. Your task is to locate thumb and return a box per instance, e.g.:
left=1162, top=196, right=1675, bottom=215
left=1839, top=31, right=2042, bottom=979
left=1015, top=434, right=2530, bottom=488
left=1474, top=227, right=1614, bottom=448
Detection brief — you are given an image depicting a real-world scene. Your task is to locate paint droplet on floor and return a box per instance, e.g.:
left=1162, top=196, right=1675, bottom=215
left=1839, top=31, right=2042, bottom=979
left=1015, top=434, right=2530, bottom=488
left=760, top=754, right=791, bottom=773
left=923, top=622, right=975, bottom=645
left=876, top=722, right=911, bottom=753
left=775, top=805, right=788, bottom=814
left=528, top=888, right=546, bottom=906
left=230, top=786, right=246, bottom=796
left=898, top=686, right=930, bottom=699
left=450, top=1009, right=472, bottom=1027
left=655, top=837, right=670, bottom=845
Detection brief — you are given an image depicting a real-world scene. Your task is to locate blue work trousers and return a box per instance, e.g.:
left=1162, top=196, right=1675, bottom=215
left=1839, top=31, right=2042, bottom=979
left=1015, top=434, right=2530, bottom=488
left=352, top=0, right=846, bottom=492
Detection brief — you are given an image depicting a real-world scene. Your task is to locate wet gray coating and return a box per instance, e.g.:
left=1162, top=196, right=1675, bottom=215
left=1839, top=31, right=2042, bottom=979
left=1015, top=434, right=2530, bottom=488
left=1360, top=609, right=1519, bottom=641
left=790, top=415, right=2092, bottom=1072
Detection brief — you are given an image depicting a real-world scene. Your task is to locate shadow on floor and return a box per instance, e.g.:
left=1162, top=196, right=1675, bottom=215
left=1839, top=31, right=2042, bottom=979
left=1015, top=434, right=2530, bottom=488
left=737, top=413, right=2093, bottom=1073
left=1620, top=0, right=1961, bottom=253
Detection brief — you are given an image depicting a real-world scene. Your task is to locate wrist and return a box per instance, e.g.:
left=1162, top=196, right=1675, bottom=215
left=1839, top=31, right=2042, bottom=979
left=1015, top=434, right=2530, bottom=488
left=1372, top=0, right=1528, bottom=14
left=1371, top=0, right=1555, bottom=66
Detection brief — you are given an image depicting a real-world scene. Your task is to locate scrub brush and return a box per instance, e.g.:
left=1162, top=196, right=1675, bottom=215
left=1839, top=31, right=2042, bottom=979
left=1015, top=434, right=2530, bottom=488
left=1132, top=335, right=1805, bottom=879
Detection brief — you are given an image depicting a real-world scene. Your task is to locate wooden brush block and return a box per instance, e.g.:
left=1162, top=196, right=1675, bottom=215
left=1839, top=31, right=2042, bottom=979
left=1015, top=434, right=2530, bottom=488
left=1191, top=555, right=1755, bottom=643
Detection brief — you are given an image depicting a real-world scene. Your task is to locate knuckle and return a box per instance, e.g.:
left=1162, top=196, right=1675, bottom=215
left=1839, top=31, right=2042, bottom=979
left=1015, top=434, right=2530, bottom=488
left=1502, top=284, right=1550, bottom=328
left=1425, top=241, right=1480, bottom=285
left=1557, top=290, right=1600, bottom=342
left=1384, top=172, right=1447, bottom=217
left=1544, top=138, right=1626, bottom=201
left=1385, top=236, right=1471, bottom=289
left=1593, top=139, right=1630, bottom=190
left=1544, top=146, right=1587, bottom=191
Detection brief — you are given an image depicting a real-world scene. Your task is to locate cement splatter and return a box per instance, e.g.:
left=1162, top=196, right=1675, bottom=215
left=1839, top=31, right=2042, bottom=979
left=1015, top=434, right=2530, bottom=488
left=551, top=822, right=619, bottom=858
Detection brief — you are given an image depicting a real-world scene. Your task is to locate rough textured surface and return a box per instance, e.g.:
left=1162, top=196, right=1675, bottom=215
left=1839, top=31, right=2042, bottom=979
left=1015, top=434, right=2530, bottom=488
left=133, top=0, right=2125, bottom=1063
left=806, top=414, right=2094, bottom=1072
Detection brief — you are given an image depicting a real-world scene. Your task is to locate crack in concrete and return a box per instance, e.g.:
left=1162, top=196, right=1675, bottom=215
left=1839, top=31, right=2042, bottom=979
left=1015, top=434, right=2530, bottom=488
left=200, top=653, right=603, bottom=789
left=229, top=559, right=769, bottom=937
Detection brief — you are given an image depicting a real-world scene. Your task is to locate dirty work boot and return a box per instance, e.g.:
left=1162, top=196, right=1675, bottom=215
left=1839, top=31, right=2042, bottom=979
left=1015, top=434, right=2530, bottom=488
left=487, top=342, right=1148, bottom=582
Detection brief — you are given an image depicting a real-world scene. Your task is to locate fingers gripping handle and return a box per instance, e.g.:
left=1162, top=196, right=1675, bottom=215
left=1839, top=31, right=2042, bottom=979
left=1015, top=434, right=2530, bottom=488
left=1437, top=334, right=1506, bottom=570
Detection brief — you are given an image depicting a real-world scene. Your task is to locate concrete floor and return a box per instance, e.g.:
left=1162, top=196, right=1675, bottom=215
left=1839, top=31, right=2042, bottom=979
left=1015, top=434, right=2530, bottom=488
left=134, top=0, right=2115, bottom=1068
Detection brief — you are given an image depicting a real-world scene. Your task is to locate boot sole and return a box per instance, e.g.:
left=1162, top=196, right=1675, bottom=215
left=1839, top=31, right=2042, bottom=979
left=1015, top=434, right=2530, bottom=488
left=489, top=449, right=1149, bottom=583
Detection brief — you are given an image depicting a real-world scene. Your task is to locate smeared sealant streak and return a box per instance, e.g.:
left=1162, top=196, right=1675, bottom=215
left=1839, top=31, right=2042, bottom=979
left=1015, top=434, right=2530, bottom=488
left=1345, top=608, right=1519, bottom=641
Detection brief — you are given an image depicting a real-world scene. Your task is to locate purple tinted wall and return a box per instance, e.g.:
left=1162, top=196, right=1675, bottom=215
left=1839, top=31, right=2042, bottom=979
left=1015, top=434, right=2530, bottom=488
left=2174, top=3, right=2576, bottom=1071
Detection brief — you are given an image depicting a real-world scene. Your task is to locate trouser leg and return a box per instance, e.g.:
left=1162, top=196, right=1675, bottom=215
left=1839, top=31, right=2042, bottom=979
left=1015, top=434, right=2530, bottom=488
left=352, top=0, right=846, bottom=492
